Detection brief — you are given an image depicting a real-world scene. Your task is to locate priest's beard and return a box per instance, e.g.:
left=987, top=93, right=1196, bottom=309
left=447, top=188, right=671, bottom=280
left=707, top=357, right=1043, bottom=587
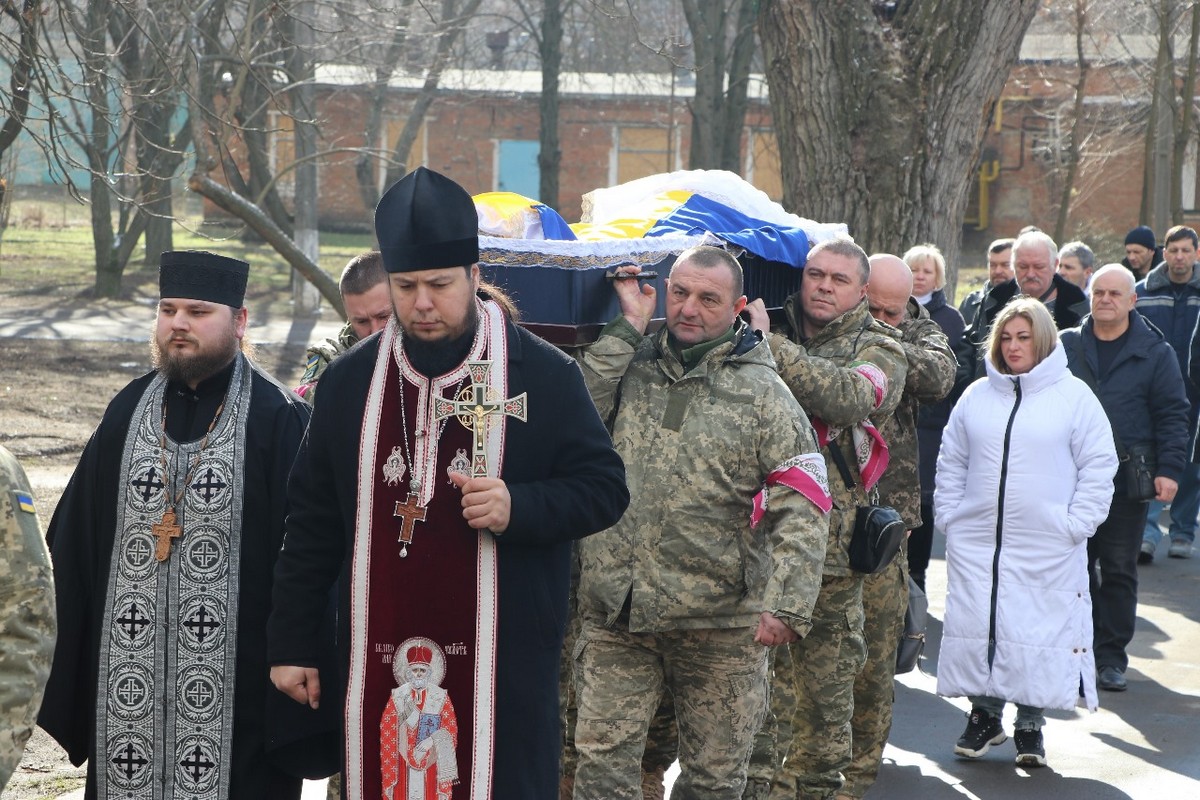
left=150, top=322, right=242, bottom=387
left=400, top=303, right=479, bottom=377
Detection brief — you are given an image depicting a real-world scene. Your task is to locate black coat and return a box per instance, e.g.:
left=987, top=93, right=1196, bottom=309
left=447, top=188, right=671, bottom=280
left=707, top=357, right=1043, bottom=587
left=917, top=289, right=965, bottom=500
left=1060, top=311, right=1191, bottom=482
left=267, top=316, right=629, bottom=800
left=955, top=274, right=1090, bottom=392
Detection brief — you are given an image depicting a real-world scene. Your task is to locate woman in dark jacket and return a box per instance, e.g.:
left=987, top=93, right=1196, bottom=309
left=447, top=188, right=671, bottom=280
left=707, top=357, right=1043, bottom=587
left=903, top=244, right=966, bottom=590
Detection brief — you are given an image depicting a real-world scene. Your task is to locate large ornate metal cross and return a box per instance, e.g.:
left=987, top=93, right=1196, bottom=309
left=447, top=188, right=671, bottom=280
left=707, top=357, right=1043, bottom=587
left=433, top=360, right=527, bottom=477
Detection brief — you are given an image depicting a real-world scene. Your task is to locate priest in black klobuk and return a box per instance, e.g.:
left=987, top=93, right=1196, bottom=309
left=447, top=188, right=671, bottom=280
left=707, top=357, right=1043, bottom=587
left=38, top=252, right=316, bottom=799
left=267, top=167, right=629, bottom=800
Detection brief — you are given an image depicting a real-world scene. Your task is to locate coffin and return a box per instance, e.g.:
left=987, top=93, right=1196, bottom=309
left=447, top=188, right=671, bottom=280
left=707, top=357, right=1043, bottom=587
left=478, top=234, right=806, bottom=347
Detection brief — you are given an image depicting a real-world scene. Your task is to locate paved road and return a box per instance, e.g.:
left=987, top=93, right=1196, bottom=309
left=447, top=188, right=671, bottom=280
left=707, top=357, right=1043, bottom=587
left=0, top=298, right=344, bottom=346
left=8, top=305, right=1196, bottom=800
left=865, top=532, right=1200, bottom=800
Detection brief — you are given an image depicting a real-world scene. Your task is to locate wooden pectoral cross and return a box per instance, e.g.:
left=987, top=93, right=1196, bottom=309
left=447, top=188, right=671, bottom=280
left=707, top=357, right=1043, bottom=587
left=152, top=508, right=182, bottom=562
left=394, top=493, right=427, bottom=558
left=433, top=360, right=527, bottom=478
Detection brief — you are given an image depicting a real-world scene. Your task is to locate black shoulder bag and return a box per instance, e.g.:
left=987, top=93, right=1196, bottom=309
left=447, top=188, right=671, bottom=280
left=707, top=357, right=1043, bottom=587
left=827, top=439, right=906, bottom=574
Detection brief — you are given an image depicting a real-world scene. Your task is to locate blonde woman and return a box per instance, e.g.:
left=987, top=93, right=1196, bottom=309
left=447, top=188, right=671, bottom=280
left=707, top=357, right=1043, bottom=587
left=934, top=298, right=1116, bottom=767
left=901, top=244, right=965, bottom=591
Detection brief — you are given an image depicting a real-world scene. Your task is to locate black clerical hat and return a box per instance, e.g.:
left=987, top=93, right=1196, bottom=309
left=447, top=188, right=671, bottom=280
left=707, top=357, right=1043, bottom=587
left=375, top=167, right=479, bottom=273
left=159, top=251, right=249, bottom=307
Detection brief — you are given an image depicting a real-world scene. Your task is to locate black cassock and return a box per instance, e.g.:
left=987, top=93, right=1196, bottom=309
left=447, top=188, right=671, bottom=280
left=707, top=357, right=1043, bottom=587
left=268, top=313, right=629, bottom=799
left=38, top=359, right=327, bottom=800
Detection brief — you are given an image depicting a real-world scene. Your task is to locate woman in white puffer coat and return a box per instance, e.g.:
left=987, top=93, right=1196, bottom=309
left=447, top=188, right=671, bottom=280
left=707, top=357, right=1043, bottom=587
left=935, top=298, right=1117, bottom=768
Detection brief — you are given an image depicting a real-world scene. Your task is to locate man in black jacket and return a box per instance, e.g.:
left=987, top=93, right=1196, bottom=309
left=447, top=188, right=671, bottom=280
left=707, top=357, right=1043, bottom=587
left=956, top=230, right=1090, bottom=389
left=1060, top=265, right=1190, bottom=692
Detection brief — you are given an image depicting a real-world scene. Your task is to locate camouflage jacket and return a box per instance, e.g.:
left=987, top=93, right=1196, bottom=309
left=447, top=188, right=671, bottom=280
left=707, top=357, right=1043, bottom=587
left=874, top=299, right=956, bottom=529
left=0, top=445, right=56, bottom=788
left=294, top=322, right=358, bottom=403
left=576, top=318, right=829, bottom=635
left=764, top=296, right=909, bottom=576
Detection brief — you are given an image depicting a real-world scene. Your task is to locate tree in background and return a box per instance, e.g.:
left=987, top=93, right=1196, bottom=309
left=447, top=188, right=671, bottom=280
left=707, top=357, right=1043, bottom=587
left=759, top=0, right=1039, bottom=290
left=681, top=0, right=758, bottom=172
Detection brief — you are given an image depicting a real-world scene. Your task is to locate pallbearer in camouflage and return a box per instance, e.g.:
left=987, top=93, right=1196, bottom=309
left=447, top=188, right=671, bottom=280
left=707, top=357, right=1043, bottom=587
left=745, top=238, right=909, bottom=800
left=572, top=246, right=831, bottom=800
left=838, top=255, right=954, bottom=800
left=294, top=251, right=393, bottom=403
left=0, top=445, right=56, bottom=792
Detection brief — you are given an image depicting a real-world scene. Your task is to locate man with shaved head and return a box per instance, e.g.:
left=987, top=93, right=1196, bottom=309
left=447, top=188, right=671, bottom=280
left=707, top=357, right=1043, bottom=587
left=833, top=253, right=955, bottom=799
left=1060, top=264, right=1189, bottom=692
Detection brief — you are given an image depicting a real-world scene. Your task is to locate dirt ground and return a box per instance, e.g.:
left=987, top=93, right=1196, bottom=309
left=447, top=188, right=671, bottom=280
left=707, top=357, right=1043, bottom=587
left=0, top=337, right=306, bottom=800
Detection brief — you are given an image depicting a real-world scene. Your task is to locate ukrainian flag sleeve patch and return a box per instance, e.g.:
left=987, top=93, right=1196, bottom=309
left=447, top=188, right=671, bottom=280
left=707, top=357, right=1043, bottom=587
left=14, top=491, right=35, bottom=514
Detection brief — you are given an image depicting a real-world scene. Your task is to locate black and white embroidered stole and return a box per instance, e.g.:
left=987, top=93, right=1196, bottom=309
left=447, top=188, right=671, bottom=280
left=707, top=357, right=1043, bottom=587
left=97, top=355, right=251, bottom=800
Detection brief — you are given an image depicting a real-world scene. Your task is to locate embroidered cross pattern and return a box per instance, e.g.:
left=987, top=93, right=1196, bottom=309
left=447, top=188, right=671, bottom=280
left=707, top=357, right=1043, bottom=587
left=433, top=360, right=527, bottom=477
left=191, top=467, right=228, bottom=502
left=180, top=744, right=216, bottom=782
left=117, top=677, right=145, bottom=706
left=184, top=605, right=221, bottom=643
left=131, top=466, right=165, bottom=502
left=393, top=493, right=428, bottom=558
left=152, top=508, right=182, bottom=561
left=112, top=742, right=148, bottom=780
left=117, top=601, right=151, bottom=642
left=185, top=679, right=215, bottom=709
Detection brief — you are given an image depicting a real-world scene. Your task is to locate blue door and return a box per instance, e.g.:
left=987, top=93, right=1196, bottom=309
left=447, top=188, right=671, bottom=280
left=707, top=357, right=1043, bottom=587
left=497, top=140, right=541, bottom=201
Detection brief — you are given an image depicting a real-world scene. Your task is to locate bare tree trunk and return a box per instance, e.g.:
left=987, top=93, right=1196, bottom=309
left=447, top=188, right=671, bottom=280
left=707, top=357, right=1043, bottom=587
left=287, top=0, right=322, bottom=314
left=719, top=0, right=757, bottom=173
left=537, top=0, right=564, bottom=209
left=353, top=0, right=417, bottom=211
left=1142, top=0, right=1175, bottom=225
left=1054, top=0, right=1091, bottom=244
left=1172, top=1, right=1200, bottom=223
left=0, top=0, right=39, bottom=158
left=382, top=0, right=486, bottom=192
left=683, top=0, right=726, bottom=169
left=80, top=0, right=120, bottom=297
left=759, top=0, right=1038, bottom=288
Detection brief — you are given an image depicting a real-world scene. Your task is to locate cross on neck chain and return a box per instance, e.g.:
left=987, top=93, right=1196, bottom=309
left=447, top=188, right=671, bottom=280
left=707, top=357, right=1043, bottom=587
left=393, top=370, right=467, bottom=558
left=152, top=395, right=226, bottom=562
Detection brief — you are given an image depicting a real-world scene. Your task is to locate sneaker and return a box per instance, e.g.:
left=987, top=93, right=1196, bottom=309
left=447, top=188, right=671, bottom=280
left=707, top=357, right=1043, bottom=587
left=954, top=709, right=1007, bottom=758
left=1168, top=539, right=1193, bottom=559
left=1097, top=665, right=1128, bottom=692
left=1014, top=728, right=1046, bottom=767
left=1138, top=540, right=1155, bottom=564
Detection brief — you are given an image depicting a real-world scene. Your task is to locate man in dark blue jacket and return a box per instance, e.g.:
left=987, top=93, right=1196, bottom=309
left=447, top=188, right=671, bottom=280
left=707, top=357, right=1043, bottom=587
left=1135, top=225, right=1200, bottom=561
left=1062, top=265, right=1190, bottom=692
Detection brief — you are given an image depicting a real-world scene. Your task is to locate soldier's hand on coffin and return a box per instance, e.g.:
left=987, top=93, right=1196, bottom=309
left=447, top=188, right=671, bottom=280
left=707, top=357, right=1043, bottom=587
left=612, top=266, right=657, bottom=334
left=744, top=299, right=770, bottom=334
left=271, top=664, right=321, bottom=709
left=449, top=471, right=511, bottom=533
left=754, top=611, right=799, bottom=646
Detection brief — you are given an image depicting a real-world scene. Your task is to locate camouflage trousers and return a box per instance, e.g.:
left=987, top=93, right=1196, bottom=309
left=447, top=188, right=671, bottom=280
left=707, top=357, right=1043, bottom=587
left=772, top=574, right=866, bottom=800
left=841, top=550, right=908, bottom=799
left=572, top=615, right=769, bottom=800
left=561, top=610, right=678, bottom=800
left=742, top=644, right=792, bottom=800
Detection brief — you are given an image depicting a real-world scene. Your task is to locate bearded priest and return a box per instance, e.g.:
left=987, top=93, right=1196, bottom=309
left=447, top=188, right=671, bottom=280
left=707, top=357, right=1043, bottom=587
left=38, top=251, right=315, bottom=799
left=268, top=167, right=629, bottom=800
